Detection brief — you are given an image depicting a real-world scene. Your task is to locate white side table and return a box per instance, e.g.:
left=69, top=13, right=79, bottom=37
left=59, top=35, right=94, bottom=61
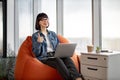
left=80, top=52, right=120, bottom=80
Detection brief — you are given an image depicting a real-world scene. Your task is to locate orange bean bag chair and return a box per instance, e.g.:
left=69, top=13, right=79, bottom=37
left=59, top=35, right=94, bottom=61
left=14, top=35, right=80, bottom=80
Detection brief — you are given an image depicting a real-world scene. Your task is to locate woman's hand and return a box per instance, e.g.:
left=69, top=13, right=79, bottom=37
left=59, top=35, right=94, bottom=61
left=37, top=33, right=44, bottom=43
left=76, top=77, right=83, bottom=80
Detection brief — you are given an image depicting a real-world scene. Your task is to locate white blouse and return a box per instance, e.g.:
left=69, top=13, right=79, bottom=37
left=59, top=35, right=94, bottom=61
left=44, top=34, right=54, bottom=52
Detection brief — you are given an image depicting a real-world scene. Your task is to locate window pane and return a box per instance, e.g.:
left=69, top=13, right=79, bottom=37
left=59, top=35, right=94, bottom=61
left=0, top=2, right=3, bottom=56
left=17, top=0, right=33, bottom=45
left=41, top=0, right=56, bottom=32
left=102, top=0, right=120, bottom=51
left=63, top=0, right=92, bottom=52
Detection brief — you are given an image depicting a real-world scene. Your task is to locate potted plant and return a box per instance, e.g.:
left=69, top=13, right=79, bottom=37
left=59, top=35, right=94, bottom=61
left=96, top=46, right=101, bottom=53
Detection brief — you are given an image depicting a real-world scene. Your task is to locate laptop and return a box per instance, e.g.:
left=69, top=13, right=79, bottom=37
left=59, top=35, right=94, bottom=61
left=48, top=43, right=77, bottom=58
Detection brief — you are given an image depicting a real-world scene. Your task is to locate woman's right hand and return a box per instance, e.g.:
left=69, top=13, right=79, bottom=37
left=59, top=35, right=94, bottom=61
left=37, top=33, right=44, bottom=43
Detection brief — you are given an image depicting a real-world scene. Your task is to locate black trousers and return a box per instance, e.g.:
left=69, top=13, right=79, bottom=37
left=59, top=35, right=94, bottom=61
left=41, top=57, right=81, bottom=80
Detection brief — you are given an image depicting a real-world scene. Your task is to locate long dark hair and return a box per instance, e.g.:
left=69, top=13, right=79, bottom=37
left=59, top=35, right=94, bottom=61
left=35, top=13, right=49, bottom=30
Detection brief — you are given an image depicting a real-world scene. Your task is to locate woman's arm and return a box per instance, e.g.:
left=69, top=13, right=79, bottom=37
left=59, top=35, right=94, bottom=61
left=32, top=33, right=43, bottom=57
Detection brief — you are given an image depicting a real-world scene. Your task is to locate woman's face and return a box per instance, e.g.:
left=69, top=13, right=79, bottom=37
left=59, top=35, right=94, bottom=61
left=39, top=18, right=49, bottom=28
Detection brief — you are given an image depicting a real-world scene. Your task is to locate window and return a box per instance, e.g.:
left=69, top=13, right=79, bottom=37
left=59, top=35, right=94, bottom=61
left=63, top=0, right=92, bottom=52
left=17, top=0, right=33, bottom=47
left=14, top=0, right=56, bottom=55
left=102, top=0, right=120, bottom=51
left=41, top=0, right=56, bottom=32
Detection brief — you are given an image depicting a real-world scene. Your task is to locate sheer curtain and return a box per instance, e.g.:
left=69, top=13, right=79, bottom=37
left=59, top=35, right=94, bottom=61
left=63, top=0, right=92, bottom=52
left=102, top=0, right=120, bottom=51
left=15, top=0, right=33, bottom=55
left=17, top=0, right=33, bottom=44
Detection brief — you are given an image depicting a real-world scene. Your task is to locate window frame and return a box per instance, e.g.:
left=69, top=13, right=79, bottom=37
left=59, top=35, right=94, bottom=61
left=0, top=0, right=7, bottom=58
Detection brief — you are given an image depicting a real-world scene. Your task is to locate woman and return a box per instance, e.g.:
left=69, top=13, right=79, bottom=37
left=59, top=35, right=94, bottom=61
left=32, top=12, right=83, bottom=80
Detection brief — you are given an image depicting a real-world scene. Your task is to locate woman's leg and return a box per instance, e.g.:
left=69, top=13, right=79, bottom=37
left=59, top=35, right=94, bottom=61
left=41, top=58, right=72, bottom=80
left=61, top=57, right=81, bottom=80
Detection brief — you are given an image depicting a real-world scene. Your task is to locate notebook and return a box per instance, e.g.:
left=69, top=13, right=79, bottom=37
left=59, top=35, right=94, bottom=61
left=48, top=43, right=77, bottom=58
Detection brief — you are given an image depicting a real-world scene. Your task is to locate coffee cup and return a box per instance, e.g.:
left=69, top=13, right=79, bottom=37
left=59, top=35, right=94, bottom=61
left=87, top=45, right=94, bottom=52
